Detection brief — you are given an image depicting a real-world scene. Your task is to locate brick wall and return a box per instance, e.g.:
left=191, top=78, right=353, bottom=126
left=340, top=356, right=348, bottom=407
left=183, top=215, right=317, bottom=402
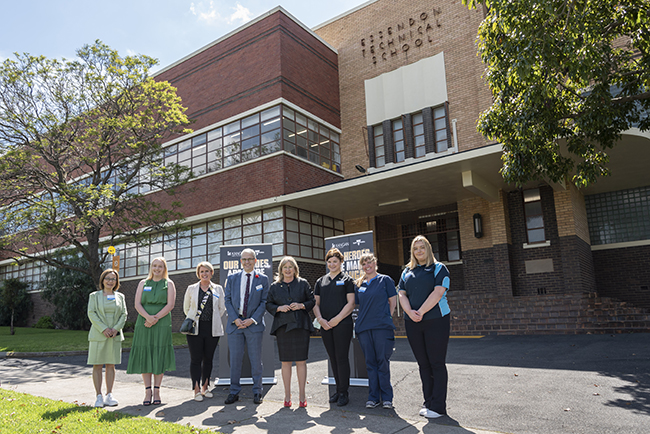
left=157, top=10, right=340, bottom=132
left=593, top=245, right=650, bottom=308
left=314, top=0, right=492, bottom=180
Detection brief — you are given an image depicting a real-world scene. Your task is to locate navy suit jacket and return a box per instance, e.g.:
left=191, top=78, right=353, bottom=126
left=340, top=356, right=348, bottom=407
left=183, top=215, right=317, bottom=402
left=224, top=270, right=269, bottom=334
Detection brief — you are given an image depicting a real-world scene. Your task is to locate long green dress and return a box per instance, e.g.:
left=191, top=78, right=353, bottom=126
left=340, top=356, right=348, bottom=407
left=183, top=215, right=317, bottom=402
left=126, top=279, right=176, bottom=374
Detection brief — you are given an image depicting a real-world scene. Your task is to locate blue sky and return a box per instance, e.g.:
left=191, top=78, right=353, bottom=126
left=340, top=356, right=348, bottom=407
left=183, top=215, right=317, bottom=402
left=1, top=0, right=369, bottom=71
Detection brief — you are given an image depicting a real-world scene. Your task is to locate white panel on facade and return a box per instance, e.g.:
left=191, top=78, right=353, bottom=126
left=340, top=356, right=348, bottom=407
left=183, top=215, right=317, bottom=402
left=364, top=52, right=448, bottom=125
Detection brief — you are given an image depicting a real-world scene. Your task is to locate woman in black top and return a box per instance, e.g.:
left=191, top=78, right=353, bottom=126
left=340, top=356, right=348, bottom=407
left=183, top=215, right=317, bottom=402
left=313, top=247, right=356, bottom=406
left=266, top=256, right=315, bottom=408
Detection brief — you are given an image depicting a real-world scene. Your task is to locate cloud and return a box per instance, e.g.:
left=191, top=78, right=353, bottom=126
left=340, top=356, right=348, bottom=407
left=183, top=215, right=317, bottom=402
left=228, top=3, right=252, bottom=25
left=189, top=1, right=221, bottom=24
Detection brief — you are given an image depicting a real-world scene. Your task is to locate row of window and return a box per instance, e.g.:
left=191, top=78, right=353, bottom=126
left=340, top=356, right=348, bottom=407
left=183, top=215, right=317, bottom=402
left=371, top=105, right=449, bottom=168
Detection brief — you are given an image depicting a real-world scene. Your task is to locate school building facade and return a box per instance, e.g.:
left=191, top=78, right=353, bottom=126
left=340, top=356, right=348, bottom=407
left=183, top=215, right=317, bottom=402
left=4, top=0, right=650, bottom=334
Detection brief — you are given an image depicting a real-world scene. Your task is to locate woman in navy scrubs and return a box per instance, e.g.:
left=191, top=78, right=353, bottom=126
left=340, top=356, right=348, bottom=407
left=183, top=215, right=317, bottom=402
left=354, top=253, right=397, bottom=409
left=398, top=235, right=451, bottom=419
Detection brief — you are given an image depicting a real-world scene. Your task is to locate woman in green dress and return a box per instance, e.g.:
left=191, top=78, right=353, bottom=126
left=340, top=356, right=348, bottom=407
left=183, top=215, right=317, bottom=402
left=87, top=269, right=127, bottom=408
left=126, top=257, right=177, bottom=406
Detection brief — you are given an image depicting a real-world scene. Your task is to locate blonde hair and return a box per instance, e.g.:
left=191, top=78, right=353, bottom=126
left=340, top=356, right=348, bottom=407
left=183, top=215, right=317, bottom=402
left=147, top=257, right=169, bottom=280
left=275, top=256, right=300, bottom=283
left=406, top=235, right=437, bottom=270
left=99, top=269, right=120, bottom=292
left=355, top=253, right=378, bottom=287
left=195, top=261, right=214, bottom=279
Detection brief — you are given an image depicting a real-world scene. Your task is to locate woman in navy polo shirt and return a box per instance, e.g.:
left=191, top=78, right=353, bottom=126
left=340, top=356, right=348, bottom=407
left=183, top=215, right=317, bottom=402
left=354, top=253, right=397, bottom=410
left=398, top=235, right=451, bottom=419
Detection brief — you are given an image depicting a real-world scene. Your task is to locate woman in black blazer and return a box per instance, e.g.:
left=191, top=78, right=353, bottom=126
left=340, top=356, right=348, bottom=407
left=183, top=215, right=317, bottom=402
left=266, top=256, right=315, bottom=408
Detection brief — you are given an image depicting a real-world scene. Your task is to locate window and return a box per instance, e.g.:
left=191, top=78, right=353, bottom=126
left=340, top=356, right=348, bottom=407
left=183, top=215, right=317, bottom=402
left=374, top=125, right=385, bottom=167
left=523, top=189, right=545, bottom=243
left=433, top=106, right=448, bottom=152
left=412, top=112, right=425, bottom=158
left=162, top=104, right=339, bottom=177
left=370, top=104, right=450, bottom=168
left=586, top=185, right=650, bottom=245
left=392, top=118, right=405, bottom=163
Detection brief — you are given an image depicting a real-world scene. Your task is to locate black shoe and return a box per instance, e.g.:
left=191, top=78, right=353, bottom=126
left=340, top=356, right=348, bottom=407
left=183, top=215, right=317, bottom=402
left=337, top=393, right=349, bottom=407
left=329, top=392, right=340, bottom=403
left=253, top=393, right=263, bottom=404
left=224, top=394, right=239, bottom=404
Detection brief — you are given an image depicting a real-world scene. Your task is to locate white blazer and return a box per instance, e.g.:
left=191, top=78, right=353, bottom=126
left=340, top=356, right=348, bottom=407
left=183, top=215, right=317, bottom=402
left=183, top=281, right=226, bottom=337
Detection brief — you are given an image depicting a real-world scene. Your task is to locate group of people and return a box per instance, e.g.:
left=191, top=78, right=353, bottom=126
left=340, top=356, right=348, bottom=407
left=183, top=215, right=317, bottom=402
left=86, top=236, right=452, bottom=419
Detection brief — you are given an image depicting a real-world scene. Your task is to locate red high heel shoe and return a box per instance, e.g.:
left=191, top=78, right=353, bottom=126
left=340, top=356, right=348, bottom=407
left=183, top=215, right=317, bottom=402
left=299, top=400, right=307, bottom=408
left=284, top=400, right=292, bottom=407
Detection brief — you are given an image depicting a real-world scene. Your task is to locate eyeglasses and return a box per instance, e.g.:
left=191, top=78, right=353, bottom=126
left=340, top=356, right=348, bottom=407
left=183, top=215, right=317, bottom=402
left=104, top=277, right=117, bottom=282
left=241, top=258, right=256, bottom=262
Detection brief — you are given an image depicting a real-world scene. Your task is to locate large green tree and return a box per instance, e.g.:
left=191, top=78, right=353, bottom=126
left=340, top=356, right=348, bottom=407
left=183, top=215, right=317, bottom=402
left=463, top=0, right=650, bottom=186
left=0, top=41, right=192, bottom=284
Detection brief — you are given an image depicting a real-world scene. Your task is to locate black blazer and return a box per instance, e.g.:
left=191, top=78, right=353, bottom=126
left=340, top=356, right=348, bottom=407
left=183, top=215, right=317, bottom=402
left=266, top=277, right=315, bottom=335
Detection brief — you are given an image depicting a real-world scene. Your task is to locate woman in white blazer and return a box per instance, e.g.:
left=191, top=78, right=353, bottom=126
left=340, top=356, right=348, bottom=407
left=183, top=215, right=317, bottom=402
left=87, top=269, right=127, bottom=408
left=183, top=261, right=226, bottom=401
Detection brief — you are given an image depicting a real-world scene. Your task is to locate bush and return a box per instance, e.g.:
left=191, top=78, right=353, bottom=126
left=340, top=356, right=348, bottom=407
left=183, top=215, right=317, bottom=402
left=123, top=320, right=135, bottom=332
left=33, top=315, right=55, bottom=329
left=42, top=256, right=96, bottom=330
left=0, top=278, right=33, bottom=329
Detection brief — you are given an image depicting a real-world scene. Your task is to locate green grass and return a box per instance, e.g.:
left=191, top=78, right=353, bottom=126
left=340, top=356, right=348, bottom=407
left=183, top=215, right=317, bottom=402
left=0, top=388, right=213, bottom=433
left=0, top=327, right=187, bottom=353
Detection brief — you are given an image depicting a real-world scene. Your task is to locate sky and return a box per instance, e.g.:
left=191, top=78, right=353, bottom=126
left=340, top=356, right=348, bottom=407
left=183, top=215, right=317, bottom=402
left=1, top=0, right=370, bottom=72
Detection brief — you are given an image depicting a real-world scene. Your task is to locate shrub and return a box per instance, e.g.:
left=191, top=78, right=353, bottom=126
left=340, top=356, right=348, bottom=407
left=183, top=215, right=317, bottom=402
left=123, top=320, right=135, bottom=332
left=42, top=256, right=96, bottom=330
left=0, top=278, right=33, bottom=331
left=33, top=315, right=55, bottom=329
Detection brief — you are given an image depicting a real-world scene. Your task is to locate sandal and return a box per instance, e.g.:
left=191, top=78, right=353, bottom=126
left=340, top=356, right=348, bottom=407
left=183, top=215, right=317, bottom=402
left=143, top=386, right=152, bottom=406
left=152, top=386, right=162, bottom=405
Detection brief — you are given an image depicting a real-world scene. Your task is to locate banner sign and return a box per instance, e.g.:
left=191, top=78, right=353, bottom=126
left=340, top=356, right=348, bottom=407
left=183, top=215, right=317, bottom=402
left=324, top=230, right=374, bottom=280
left=219, top=244, right=273, bottom=287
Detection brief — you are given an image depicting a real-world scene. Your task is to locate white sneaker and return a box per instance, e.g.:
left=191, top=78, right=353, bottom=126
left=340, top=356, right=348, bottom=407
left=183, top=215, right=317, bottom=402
left=423, top=409, right=443, bottom=418
left=419, top=407, right=428, bottom=416
left=94, top=394, right=104, bottom=408
left=104, top=393, right=118, bottom=407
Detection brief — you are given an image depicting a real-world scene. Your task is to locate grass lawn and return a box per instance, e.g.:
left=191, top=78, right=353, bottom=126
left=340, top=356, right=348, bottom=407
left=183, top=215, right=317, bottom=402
left=0, top=327, right=187, bottom=353
left=0, top=388, right=213, bottom=433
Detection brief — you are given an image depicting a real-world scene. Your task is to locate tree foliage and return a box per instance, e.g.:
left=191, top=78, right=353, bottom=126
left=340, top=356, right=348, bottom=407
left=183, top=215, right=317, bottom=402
left=0, top=278, right=32, bottom=333
left=42, top=255, right=95, bottom=330
left=463, top=0, right=650, bottom=186
left=0, top=41, right=193, bottom=284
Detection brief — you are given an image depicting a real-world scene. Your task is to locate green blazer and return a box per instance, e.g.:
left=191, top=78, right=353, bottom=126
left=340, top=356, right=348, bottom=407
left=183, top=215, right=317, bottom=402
left=87, top=290, right=128, bottom=342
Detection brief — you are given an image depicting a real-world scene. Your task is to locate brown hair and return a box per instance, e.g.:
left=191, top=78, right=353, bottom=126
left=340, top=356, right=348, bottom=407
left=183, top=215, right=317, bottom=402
left=325, top=247, right=344, bottom=262
left=99, top=269, right=120, bottom=292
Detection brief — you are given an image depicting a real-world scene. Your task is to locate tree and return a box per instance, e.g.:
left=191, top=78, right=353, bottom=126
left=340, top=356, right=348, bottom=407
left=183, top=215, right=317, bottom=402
left=0, top=278, right=32, bottom=334
left=0, top=41, right=193, bottom=284
left=41, top=255, right=95, bottom=330
left=463, top=0, right=650, bottom=187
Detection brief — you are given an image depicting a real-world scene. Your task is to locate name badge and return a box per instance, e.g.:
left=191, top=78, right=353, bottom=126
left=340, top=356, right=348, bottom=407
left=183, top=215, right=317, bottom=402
left=336, top=281, right=345, bottom=286
left=358, top=287, right=366, bottom=293
left=143, top=286, right=152, bottom=292
left=106, top=295, right=116, bottom=301
left=255, top=284, right=263, bottom=291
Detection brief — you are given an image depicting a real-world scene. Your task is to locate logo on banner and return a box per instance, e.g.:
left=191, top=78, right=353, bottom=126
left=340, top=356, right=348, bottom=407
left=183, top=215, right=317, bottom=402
left=352, top=239, right=365, bottom=246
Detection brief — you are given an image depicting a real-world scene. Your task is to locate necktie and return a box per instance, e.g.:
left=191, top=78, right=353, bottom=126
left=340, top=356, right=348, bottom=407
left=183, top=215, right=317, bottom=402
left=242, top=273, right=251, bottom=318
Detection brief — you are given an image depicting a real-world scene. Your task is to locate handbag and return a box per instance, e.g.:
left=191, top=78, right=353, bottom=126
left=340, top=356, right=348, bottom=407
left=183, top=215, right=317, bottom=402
left=180, top=317, right=196, bottom=334
left=180, top=287, right=212, bottom=335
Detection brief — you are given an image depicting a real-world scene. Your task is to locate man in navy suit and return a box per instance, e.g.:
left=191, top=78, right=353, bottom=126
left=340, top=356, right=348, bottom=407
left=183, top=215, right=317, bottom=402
left=224, top=248, right=269, bottom=405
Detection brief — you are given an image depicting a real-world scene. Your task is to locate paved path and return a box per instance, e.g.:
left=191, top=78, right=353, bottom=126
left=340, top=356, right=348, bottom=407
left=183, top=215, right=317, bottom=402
left=2, top=334, right=649, bottom=434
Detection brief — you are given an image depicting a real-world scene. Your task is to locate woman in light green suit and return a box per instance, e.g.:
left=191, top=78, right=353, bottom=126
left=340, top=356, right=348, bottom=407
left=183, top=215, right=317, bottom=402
left=87, top=269, right=128, bottom=408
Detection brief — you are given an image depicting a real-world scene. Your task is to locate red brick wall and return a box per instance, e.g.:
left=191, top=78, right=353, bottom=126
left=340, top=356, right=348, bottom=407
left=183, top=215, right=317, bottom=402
left=156, top=10, right=340, bottom=132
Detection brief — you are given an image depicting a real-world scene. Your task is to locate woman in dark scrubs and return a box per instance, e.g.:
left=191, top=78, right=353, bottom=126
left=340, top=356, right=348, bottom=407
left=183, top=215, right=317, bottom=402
left=313, top=247, right=355, bottom=406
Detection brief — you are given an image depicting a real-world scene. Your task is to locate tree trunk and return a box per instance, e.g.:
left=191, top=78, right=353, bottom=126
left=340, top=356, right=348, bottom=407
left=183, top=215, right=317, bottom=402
left=10, top=308, right=14, bottom=335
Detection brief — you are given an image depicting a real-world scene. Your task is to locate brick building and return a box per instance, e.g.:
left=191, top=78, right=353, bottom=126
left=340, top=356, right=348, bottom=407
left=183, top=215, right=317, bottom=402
left=5, top=0, right=650, bottom=334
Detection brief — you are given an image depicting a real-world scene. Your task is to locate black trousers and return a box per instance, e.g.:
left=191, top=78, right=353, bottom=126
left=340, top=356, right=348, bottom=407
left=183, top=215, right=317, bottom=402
left=321, top=322, right=353, bottom=394
left=405, top=315, right=450, bottom=414
left=186, top=327, right=220, bottom=390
